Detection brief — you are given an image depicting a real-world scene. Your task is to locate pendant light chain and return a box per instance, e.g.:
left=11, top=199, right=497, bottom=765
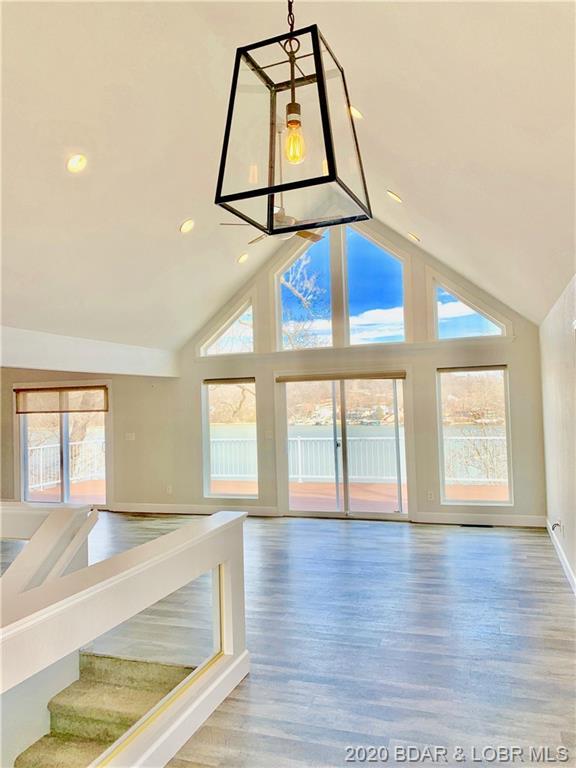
left=287, top=0, right=295, bottom=34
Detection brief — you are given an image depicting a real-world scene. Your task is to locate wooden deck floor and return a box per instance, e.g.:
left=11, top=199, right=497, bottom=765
left=70, top=512, right=575, bottom=766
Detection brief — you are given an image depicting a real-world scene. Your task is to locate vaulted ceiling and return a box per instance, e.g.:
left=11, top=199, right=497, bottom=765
left=2, top=2, right=574, bottom=350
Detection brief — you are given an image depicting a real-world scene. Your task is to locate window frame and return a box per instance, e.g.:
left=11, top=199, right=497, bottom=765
left=436, top=366, right=514, bottom=507
left=13, top=379, right=113, bottom=507
left=199, top=296, right=256, bottom=358
left=273, top=223, right=411, bottom=352
left=202, top=377, right=260, bottom=500
left=426, top=268, right=511, bottom=342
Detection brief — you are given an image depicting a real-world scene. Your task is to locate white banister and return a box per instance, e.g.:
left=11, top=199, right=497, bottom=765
left=1, top=511, right=247, bottom=694
left=0, top=505, right=93, bottom=594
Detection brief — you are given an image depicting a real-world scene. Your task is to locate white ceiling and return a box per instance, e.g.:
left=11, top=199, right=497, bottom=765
left=2, top=1, right=574, bottom=350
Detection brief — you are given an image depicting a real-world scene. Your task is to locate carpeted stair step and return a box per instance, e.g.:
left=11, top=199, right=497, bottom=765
left=80, top=651, right=194, bottom=694
left=14, top=734, right=112, bottom=768
left=48, top=679, right=168, bottom=742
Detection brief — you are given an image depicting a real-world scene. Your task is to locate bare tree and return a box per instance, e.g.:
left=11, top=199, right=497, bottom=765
left=280, top=252, right=330, bottom=349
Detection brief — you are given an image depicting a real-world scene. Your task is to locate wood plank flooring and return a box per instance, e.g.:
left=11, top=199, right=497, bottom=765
left=3, top=513, right=575, bottom=766
left=167, top=518, right=575, bottom=768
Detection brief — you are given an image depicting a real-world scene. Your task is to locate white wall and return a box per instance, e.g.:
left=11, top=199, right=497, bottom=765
left=1, top=221, right=548, bottom=526
left=179, top=220, right=546, bottom=526
left=540, top=276, right=576, bottom=586
left=1, top=369, right=181, bottom=505
left=1, top=327, right=178, bottom=377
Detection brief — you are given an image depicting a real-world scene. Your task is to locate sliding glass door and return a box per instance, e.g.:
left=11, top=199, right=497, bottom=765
left=285, top=377, right=407, bottom=516
left=286, top=380, right=344, bottom=512
left=344, top=378, right=407, bottom=514
left=18, top=386, right=107, bottom=505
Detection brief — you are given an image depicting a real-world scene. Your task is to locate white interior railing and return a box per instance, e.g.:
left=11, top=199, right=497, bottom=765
left=0, top=506, right=249, bottom=768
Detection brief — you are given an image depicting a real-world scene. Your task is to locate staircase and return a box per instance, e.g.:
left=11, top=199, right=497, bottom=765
left=15, top=653, right=194, bottom=768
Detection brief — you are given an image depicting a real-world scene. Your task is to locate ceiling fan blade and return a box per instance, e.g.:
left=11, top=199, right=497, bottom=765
left=219, top=222, right=250, bottom=226
left=248, top=234, right=267, bottom=245
left=296, top=230, right=323, bottom=243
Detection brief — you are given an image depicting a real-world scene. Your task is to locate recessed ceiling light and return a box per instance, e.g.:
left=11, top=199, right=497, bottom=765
left=66, top=154, right=87, bottom=173
left=386, top=189, right=402, bottom=203
left=407, top=232, right=421, bottom=243
left=179, top=219, right=195, bottom=234
left=350, top=106, right=364, bottom=120
left=237, top=253, right=249, bottom=264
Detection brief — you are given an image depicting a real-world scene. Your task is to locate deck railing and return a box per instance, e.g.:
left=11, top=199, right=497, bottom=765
left=27, top=440, right=105, bottom=490
left=210, top=435, right=508, bottom=484
left=29, top=433, right=508, bottom=491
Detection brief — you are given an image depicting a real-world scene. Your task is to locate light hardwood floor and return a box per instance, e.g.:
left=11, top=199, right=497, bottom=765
left=3, top=514, right=575, bottom=766
left=167, top=518, right=575, bottom=768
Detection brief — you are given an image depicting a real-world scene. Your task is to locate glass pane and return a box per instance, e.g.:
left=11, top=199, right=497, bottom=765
left=439, top=369, right=511, bottom=503
left=437, top=286, right=503, bottom=339
left=280, top=235, right=332, bottom=349
left=207, top=381, right=258, bottom=497
left=221, top=54, right=272, bottom=204
left=286, top=380, right=342, bottom=512
left=23, top=413, right=62, bottom=502
left=319, top=35, right=368, bottom=209
left=204, top=306, right=254, bottom=356
left=273, top=180, right=366, bottom=233
left=83, top=568, right=220, bottom=669
left=68, top=412, right=106, bottom=504
left=345, top=379, right=406, bottom=514
left=347, top=228, right=405, bottom=344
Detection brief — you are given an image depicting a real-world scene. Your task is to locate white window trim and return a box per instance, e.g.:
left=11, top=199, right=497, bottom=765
left=12, top=379, right=114, bottom=507
left=426, top=266, right=512, bottom=341
left=202, top=378, right=259, bottom=501
left=197, top=291, right=256, bottom=358
left=436, top=367, right=514, bottom=507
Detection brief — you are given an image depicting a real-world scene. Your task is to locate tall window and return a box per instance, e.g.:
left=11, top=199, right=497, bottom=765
left=438, top=368, right=511, bottom=504
left=279, top=235, right=332, bottom=350
left=203, top=304, right=254, bottom=356
left=436, top=285, right=503, bottom=339
left=17, top=386, right=107, bottom=504
left=204, top=378, right=258, bottom=497
left=346, top=227, right=404, bottom=344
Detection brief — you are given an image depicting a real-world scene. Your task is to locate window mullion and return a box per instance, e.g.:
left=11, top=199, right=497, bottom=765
left=61, top=412, right=70, bottom=503
left=330, top=226, right=348, bottom=348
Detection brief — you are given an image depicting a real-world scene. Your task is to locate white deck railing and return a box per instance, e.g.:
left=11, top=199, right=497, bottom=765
left=28, top=434, right=508, bottom=491
left=27, top=440, right=105, bottom=490
left=210, top=435, right=508, bottom=483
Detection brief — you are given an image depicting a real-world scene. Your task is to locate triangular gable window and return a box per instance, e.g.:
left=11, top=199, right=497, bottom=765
left=436, top=285, right=503, bottom=339
left=203, top=305, right=254, bottom=356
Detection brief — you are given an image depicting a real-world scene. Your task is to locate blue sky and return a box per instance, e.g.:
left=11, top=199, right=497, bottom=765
left=279, top=228, right=503, bottom=348
left=436, top=286, right=501, bottom=339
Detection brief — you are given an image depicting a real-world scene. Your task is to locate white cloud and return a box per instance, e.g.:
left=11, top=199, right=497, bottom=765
left=436, top=299, right=476, bottom=319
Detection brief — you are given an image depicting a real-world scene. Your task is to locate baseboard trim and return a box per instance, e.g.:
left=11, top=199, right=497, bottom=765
left=547, top=522, right=576, bottom=595
left=412, top=512, right=547, bottom=527
left=103, top=502, right=278, bottom=517
left=102, top=504, right=546, bottom=528
left=284, top=509, right=409, bottom=522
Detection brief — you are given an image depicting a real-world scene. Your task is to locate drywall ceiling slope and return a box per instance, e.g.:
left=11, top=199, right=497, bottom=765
left=2, top=2, right=573, bottom=350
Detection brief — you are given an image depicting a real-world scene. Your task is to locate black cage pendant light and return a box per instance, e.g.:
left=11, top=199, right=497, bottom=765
left=215, top=0, right=372, bottom=235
